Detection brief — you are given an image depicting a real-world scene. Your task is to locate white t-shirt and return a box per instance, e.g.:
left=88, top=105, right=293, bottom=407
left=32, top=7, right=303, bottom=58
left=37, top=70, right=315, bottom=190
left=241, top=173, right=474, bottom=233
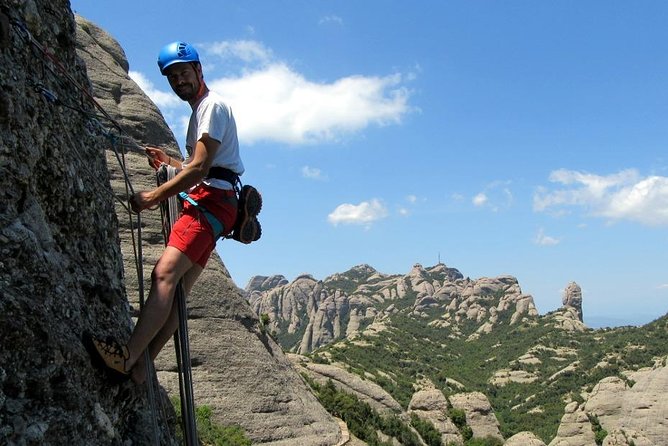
left=184, top=91, right=244, bottom=190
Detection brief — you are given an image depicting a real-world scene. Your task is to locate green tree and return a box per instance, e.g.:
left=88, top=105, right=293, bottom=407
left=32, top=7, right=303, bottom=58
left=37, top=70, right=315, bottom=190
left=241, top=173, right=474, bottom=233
left=410, top=413, right=443, bottom=446
left=171, top=398, right=251, bottom=446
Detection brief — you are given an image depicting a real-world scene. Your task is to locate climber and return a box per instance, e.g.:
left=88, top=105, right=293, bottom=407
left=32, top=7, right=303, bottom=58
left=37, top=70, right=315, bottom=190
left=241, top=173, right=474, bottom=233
left=89, top=41, right=260, bottom=384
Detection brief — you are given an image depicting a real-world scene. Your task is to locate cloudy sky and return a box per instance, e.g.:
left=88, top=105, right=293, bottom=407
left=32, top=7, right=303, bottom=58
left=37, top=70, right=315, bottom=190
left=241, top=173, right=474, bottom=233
left=71, top=0, right=668, bottom=327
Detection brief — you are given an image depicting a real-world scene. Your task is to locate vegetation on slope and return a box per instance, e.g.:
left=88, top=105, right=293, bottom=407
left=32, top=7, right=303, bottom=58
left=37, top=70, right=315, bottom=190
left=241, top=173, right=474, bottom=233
left=312, top=312, right=668, bottom=442
left=171, top=398, right=251, bottom=446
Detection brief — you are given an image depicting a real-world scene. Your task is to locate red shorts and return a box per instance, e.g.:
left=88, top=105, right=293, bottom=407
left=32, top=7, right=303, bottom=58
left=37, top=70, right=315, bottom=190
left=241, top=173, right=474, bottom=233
left=168, top=185, right=237, bottom=268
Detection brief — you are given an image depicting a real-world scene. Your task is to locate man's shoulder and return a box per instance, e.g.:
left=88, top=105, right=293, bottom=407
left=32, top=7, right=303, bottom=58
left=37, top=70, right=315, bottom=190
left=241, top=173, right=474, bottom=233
left=200, top=91, right=229, bottom=108
left=196, top=93, right=231, bottom=120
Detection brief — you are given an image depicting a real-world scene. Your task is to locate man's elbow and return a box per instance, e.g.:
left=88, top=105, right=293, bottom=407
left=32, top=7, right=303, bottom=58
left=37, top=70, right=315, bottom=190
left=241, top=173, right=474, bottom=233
left=185, top=164, right=209, bottom=181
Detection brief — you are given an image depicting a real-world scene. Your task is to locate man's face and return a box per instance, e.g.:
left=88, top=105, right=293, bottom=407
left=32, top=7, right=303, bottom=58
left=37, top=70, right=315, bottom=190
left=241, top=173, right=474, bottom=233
left=164, top=63, right=201, bottom=101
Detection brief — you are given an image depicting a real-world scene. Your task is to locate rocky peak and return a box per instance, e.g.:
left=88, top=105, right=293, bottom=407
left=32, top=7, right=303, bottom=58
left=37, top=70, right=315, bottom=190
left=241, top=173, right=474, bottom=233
left=562, top=281, right=583, bottom=322
left=324, top=264, right=380, bottom=288
left=348, top=263, right=378, bottom=276
left=427, top=262, right=465, bottom=282
left=410, top=262, right=427, bottom=275
left=244, top=275, right=289, bottom=294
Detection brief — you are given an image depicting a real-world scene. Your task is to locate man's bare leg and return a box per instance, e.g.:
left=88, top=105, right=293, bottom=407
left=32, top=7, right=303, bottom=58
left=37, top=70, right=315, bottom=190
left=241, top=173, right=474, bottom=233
left=131, top=264, right=203, bottom=384
left=125, top=246, right=194, bottom=373
left=148, top=263, right=204, bottom=359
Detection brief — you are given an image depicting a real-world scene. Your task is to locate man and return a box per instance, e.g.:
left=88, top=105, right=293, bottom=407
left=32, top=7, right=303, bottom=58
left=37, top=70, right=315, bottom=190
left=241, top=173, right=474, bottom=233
left=91, top=41, right=259, bottom=384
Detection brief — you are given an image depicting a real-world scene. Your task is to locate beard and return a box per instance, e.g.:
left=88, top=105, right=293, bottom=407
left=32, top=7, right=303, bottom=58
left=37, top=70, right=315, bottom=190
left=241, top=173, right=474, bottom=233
left=174, top=81, right=199, bottom=101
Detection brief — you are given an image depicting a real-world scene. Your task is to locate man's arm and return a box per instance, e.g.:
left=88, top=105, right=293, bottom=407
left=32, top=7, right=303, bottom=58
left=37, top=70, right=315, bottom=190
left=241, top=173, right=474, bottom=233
left=131, top=134, right=219, bottom=212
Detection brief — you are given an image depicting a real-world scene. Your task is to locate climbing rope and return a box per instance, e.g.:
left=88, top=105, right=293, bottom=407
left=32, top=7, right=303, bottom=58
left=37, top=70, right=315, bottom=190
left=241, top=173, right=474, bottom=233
left=7, top=14, right=169, bottom=444
left=157, top=165, right=199, bottom=446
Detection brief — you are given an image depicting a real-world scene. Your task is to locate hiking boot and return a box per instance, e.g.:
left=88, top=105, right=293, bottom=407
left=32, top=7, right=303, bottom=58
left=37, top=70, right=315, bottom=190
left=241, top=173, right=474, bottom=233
left=87, top=336, right=130, bottom=380
left=240, top=185, right=262, bottom=217
left=233, top=217, right=262, bottom=244
left=233, top=185, right=262, bottom=244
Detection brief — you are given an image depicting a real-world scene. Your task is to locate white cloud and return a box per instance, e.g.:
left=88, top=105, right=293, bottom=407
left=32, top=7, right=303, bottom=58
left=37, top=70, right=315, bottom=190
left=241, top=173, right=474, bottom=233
left=472, top=180, right=513, bottom=211
left=472, top=193, right=488, bottom=207
left=328, top=199, right=388, bottom=226
left=534, top=169, right=668, bottom=226
left=129, top=71, right=182, bottom=108
left=209, top=63, right=411, bottom=144
left=319, top=15, right=344, bottom=25
left=406, top=194, right=417, bottom=203
left=657, top=284, right=668, bottom=289
left=202, top=40, right=273, bottom=64
left=302, top=165, right=327, bottom=180
left=534, top=228, right=560, bottom=246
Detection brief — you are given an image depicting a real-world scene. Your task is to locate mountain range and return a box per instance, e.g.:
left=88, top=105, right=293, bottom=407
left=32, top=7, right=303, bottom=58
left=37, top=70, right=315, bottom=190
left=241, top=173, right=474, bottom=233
left=246, top=263, right=668, bottom=444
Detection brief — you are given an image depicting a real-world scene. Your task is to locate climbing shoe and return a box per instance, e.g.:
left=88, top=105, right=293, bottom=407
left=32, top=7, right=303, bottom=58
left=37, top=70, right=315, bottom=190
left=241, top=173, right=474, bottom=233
left=232, top=185, right=262, bottom=244
left=85, top=334, right=130, bottom=381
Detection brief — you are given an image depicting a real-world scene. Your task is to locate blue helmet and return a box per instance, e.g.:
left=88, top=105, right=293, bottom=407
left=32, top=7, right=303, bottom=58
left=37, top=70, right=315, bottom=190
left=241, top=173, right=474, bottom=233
left=157, top=41, right=200, bottom=75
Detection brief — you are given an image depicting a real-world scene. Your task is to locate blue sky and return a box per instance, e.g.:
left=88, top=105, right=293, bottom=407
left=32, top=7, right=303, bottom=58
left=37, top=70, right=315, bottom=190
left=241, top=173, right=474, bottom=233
left=71, top=1, right=668, bottom=327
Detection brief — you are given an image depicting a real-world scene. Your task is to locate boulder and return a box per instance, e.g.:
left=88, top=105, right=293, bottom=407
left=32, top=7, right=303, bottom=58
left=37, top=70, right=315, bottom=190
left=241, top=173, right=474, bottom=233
left=408, top=389, right=462, bottom=445
left=548, top=402, right=596, bottom=446
left=505, top=431, right=546, bottom=446
left=449, top=392, right=502, bottom=441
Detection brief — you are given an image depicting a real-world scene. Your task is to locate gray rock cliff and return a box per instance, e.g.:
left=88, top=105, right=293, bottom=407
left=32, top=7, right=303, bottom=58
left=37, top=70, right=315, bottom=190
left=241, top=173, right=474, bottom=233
left=0, top=1, right=174, bottom=443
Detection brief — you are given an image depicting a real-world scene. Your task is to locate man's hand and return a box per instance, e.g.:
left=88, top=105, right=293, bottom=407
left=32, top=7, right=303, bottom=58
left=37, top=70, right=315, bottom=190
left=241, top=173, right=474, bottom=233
left=130, top=191, right=158, bottom=213
left=145, top=146, right=169, bottom=170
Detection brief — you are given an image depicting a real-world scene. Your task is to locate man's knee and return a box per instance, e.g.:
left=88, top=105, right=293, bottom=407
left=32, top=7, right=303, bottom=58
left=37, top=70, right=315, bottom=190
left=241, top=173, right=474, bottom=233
left=151, top=247, right=193, bottom=285
left=151, top=263, right=178, bottom=285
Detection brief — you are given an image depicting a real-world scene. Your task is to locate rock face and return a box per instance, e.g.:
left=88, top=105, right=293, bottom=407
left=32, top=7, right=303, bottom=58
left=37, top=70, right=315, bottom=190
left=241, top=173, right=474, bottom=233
left=248, top=263, right=541, bottom=353
left=550, top=356, right=668, bottom=446
left=74, top=14, right=342, bottom=446
left=562, top=282, right=583, bottom=322
left=548, top=401, right=596, bottom=446
left=408, top=389, right=462, bottom=446
left=289, top=355, right=403, bottom=414
left=616, top=357, right=668, bottom=445
left=0, top=2, right=174, bottom=444
left=449, top=392, right=502, bottom=441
